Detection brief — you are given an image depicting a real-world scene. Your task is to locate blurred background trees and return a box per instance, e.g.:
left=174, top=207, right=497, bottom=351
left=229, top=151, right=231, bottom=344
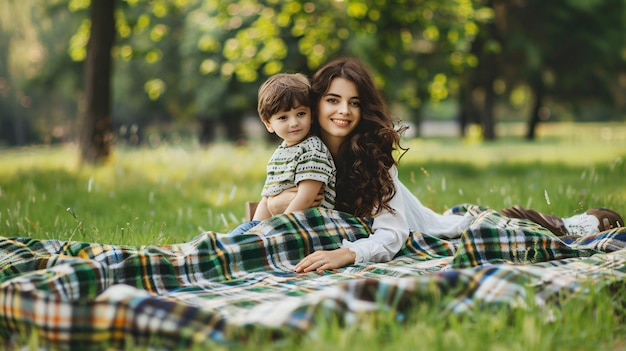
left=1, top=0, right=625, bottom=164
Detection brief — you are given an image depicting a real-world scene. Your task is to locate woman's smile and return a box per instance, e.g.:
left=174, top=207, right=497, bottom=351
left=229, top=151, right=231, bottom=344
left=330, top=118, right=351, bottom=127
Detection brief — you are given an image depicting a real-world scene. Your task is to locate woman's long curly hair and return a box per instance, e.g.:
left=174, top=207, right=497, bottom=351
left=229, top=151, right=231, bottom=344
left=310, top=57, right=407, bottom=217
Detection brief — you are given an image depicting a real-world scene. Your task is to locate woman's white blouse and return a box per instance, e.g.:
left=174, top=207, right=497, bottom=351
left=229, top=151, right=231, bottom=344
left=341, top=166, right=473, bottom=263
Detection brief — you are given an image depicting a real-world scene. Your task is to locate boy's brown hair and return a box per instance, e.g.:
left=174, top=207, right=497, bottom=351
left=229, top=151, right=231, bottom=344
left=257, top=73, right=310, bottom=122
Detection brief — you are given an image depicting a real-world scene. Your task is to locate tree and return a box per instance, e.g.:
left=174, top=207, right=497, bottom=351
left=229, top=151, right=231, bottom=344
left=0, top=1, right=79, bottom=146
left=495, top=0, right=626, bottom=139
left=180, top=0, right=348, bottom=143
left=473, top=0, right=500, bottom=140
left=8, top=0, right=624, bottom=148
left=79, top=0, right=116, bottom=165
left=184, top=0, right=487, bottom=140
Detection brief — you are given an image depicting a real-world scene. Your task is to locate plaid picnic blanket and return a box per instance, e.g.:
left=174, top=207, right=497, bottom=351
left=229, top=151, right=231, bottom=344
left=1, top=205, right=625, bottom=350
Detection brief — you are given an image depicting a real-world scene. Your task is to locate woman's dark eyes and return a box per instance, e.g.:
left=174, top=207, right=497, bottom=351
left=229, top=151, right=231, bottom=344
left=324, top=98, right=360, bottom=109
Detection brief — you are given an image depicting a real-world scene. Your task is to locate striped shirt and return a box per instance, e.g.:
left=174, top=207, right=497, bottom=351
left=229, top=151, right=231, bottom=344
left=261, top=135, right=336, bottom=209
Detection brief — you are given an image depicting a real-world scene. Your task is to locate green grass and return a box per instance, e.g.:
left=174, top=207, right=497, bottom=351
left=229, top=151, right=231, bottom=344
left=1, top=122, right=626, bottom=350
left=1, top=125, right=624, bottom=245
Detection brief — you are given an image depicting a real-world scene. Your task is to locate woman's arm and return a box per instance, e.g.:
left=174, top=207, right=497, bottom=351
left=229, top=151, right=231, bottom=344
left=266, top=188, right=297, bottom=215
left=267, top=186, right=324, bottom=215
left=343, top=194, right=409, bottom=263
left=252, top=197, right=272, bottom=220
left=283, top=180, right=324, bottom=214
left=293, top=198, right=408, bottom=272
left=295, top=166, right=410, bottom=272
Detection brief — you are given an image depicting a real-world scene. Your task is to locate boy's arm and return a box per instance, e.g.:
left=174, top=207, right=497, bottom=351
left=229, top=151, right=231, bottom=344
left=252, top=196, right=272, bottom=220
left=282, top=180, right=324, bottom=214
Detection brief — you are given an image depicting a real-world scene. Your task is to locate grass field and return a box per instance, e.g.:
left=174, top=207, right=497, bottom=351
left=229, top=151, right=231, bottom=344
left=1, top=122, right=625, bottom=350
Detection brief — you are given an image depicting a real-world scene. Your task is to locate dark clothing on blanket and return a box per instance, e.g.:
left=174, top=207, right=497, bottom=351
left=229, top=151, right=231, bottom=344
left=498, top=206, right=624, bottom=237
left=498, top=206, right=569, bottom=236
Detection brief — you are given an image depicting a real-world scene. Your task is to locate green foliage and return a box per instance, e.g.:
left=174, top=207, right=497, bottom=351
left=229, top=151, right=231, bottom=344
left=2, top=0, right=625, bottom=146
left=501, top=0, right=626, bottom=104
left=0, top=0, right=84, bottom=145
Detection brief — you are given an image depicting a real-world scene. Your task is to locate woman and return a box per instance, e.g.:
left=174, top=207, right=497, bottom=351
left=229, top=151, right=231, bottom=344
left=269, top=57, right=623, bottom=273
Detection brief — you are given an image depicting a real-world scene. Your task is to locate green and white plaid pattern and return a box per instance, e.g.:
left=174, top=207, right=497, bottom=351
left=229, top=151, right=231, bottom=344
left=1, top=206, right=625, bottom=350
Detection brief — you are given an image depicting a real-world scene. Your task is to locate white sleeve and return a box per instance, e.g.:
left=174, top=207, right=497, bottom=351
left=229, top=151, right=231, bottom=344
left=341, top=166, right=410, bottom=263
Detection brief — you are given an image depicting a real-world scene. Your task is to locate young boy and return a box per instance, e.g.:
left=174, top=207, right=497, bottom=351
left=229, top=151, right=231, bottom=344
left=229, top=73, right=336, bottom=235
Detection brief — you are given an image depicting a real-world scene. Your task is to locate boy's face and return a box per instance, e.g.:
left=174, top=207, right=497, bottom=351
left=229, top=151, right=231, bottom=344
left=263, top=105, right=312, bottom=146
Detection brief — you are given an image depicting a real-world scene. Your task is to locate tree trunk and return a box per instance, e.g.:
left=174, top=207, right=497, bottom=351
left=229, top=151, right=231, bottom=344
left=198, top=118, right=217, bottom=144
left=482, top=70, right=496, bottom=140
left=481, top=13, right=499, bottom=141
left=458, top=82, right=470, bottom=137
left=79, top=0, right=116, bottom=165
left=222, top=111, right=245, bottom=143
left=459, top=30, right=484, bottom=138
left=526, top=72, right=544, bottom=140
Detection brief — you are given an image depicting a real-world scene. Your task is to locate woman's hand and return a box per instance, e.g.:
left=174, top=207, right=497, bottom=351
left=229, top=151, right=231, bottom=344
left=267, top=188, right=297, bottom=215
left=267, top=186, right=325, bottom=215
left=294, top=248, right=356, bottom=274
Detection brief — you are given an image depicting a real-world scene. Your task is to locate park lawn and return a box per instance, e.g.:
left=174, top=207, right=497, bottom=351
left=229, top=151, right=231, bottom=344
left=0, top=126, right=625, bottom=350
left=1, top=134, right=624, bottom=245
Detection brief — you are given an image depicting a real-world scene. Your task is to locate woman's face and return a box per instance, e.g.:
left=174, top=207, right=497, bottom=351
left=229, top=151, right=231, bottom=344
left=317, top=77, right=361, bottom=151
